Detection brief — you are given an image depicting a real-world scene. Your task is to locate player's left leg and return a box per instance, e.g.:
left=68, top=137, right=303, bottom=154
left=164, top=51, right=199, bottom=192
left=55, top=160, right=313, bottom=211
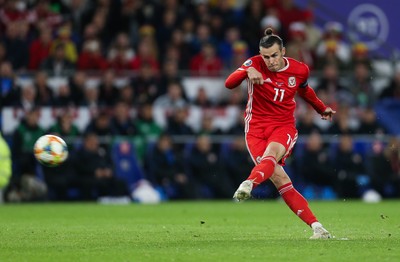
left=270, top=165, right=332, bottom=239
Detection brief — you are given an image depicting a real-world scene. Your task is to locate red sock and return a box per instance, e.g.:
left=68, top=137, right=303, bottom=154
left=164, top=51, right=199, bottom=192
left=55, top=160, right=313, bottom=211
left=247, top=156, right=277, bottom=187
left=278, top=182, right=318, bottom=226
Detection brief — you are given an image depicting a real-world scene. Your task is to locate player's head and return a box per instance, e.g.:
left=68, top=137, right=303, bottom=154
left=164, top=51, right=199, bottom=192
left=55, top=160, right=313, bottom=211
left=259, top=28, right=286, bottom=72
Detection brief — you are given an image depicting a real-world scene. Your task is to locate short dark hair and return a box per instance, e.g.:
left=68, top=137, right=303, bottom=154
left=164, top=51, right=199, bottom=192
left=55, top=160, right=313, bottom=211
left=259, top=28, right=284, bottom=49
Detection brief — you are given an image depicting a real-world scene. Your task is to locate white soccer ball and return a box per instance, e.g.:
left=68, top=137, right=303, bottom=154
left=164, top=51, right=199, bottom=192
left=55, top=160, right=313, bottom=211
left=34, top=135, right=68, bottom=167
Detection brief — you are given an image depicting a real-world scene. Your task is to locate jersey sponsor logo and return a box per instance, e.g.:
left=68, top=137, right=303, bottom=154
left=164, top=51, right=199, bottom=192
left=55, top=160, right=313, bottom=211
left=288, top=77, right=296, bottom=87
left=243, top=59, right=252, bottom=67
left=264, top=78, right=273, bottom=83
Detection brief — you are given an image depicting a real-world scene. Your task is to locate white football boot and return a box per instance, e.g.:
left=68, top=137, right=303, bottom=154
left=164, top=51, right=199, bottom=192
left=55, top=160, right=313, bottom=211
left=310, top=222, right=332, bottom=239
left=233, top=180, right=253, bottom=201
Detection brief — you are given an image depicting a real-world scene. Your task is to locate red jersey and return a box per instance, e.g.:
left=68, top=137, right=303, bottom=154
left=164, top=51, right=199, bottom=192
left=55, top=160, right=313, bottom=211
left=225, top=55, right=326, bottom=133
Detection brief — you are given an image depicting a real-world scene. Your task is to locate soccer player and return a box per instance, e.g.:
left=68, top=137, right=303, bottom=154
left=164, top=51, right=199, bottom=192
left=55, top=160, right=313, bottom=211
left=225, top=28, right=335, bottom=239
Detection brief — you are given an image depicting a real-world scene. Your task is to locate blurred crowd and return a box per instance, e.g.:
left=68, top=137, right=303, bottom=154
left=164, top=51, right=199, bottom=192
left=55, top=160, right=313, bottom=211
left=1, top=0, right=400, bottom=202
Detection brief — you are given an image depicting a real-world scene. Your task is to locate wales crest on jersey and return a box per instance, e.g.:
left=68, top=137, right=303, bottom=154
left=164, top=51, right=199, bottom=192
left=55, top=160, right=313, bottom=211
left=288, top=76, right=296, bottom=87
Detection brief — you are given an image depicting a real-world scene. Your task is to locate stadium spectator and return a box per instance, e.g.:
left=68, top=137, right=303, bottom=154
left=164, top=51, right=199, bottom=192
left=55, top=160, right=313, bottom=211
left=68, top=70, right=86, bottom=105
left=218, top=26, right=243, bottom=69
left=349, top=42, right=371, bottom=69
left=156, top=9, right=179, bottom=55
left=135, top=103, right=163, bottom=142
left=132, top=62, right=160, bottom=104
left=165, top=106, right=193, bottom=136
left=14, top=84, right=38, bottom=112
left=131, top=28, right=160, bottom=72
left=226, top=109, right=246, bottom=135
left=197, top=113, right=223, bottom=137
left=134, top=102, right=163, bottom=160
left=192, top=87, right=213, bottom=108
left=297, top=132, right=336, bottom=191
left=74, top=132, right=128, bottom=200
left=189, top=42, right=223, bottom=77
left=98, top=70, right=119, bottom=107
left=225, top=28, right=335, bottom=238
left=30, top=0, right=63, bottom=31
left=187, top=134, right=234, bottom=198
left=166, top=28, right=192, bottom=69
left=366, top=139, right=399, bottom=198
left=260, top=15, right=281, bottom=37
left=180, top=16, right=196, bottom=49
left=0, top=0, right=30, bottom=33
left=28, top=26, right=53, bottom=70
left=296, top=107, right=322, bottom=135
left=47, top=110, right=81, bottom=140
left=80, top=0, right=120, bottom=48
left=333, top=134, right=366, bottom=198
left=210, top=0, right=237, bottom=33
left=53, top=83, right=74, bottom=107
left=240, top=0, right=265, bottom=55
left=34, top=71, right=54, bottom=106
left=223, top=137, right=255, bottom=188
left=50, top=24, right=79, bottom=64
left=110, top=101, right=136, bottom=136
left=107, top=32, right=135, bottom=72
left=62, top=0, right=88, bottom=35
left=80, top=85, right=102, bottom=112
left=2, top=21, right=29, bottom=70
left=145, top=133, right=199, bottom=199
left=7, top=107, right=47, bottom=202
left=113, top=84, right=133, bottom=108
left=77, top=39, right=108, bottom=71
left=40, top=42, right=76, bottom=76
left=285, top=22, right=314, bottom=69
left=159, top=59, right=182, bottom=95
left=302, top=10, right=322, bottom=51
left=349, top=62, right=376, bottom=108
left=190, top=23, right=216, bottom=55
left=0, top=61, right=19, bottom=107
left=85, top=110, right=116, bottom=138
left=326, top=104, right=357, bottom=135
left=41, top=151, right=78, bottom=201
left=315, top=63, right=354, bottom=109
left=192, top=2, right=212, bottom=26
left=230, top=40, right=249, bottom=69
left=355, top=107, right=386, bottom=135
left=153, top=81, right=188, bottom=111
left=315, top=21, right=351, bottom=70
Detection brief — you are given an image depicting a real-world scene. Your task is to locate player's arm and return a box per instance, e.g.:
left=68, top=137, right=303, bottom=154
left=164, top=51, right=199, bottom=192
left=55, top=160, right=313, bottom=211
left=297, top=83, right=336, bottom=121
left=297, top=64, right=335, bottom=121
left=225, top=66, right=265, bottom=89
left=224, top=69, right=248, bottom=89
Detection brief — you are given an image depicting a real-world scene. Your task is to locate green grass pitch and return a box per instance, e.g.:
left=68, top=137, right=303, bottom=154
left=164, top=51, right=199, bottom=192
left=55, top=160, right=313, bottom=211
left=0, top=200, right=399, bottom=262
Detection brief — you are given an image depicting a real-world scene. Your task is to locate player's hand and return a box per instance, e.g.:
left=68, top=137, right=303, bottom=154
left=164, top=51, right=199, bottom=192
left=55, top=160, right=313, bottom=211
left=246, top=67, right=264, bottom=85
left=321, top=107, right=336, bottom=121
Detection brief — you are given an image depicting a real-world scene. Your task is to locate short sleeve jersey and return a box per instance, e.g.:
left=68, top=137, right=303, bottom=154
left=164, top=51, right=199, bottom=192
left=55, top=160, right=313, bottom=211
left=238, top=56, right=309, bottom=132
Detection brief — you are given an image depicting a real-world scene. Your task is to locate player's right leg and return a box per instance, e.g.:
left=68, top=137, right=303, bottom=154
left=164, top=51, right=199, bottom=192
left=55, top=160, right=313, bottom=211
left=270, top=165, right=332, bottom=239
left=233, top=135, right=286, bottom=201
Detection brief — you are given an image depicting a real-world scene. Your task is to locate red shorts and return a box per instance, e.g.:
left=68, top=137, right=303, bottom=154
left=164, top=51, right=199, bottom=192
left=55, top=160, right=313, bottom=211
left=245, top=125, right=298, bottom=166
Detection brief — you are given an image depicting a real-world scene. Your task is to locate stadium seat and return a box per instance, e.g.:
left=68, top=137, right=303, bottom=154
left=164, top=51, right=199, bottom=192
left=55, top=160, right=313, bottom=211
left=375, top=99, right=400, bottom=134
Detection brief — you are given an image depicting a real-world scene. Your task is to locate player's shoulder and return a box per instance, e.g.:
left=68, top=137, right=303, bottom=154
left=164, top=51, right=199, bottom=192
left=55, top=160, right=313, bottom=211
left=241, top=55, right=264, bottom=69
left=286, top=57, right=310, bottom=76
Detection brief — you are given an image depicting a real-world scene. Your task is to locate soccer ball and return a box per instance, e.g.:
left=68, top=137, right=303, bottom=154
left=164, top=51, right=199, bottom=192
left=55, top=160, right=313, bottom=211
left=34, top=135, right=68, bottom=167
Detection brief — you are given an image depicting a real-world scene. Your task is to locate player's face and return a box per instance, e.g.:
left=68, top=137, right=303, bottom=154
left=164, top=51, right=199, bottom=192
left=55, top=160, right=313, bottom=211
left=259, top=44, right=285, bottom=72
